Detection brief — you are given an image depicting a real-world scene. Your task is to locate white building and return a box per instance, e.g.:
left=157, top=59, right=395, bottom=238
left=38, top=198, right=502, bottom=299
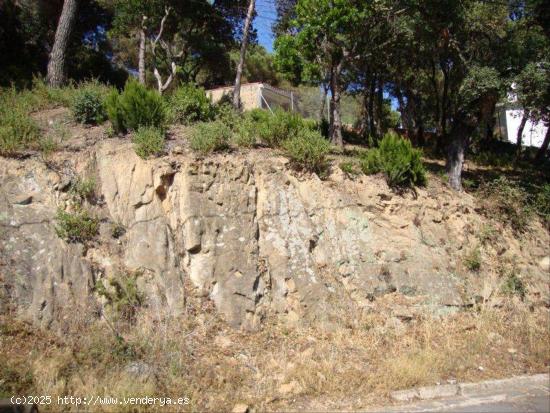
left=495, top=88, right=548, bottom=148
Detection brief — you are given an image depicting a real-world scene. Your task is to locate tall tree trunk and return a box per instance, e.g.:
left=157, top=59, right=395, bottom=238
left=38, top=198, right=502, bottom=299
left=436, top=66, right=450, bottom=153
left=446, top=119, right=473, bottom=191
left=534, top=127, right=550, bottom=163
left=516, top=111, right=528, bottom=158
left=233, top=0, right=255, bottom=109
left=138, top=16, right=147, bottom=85
left=329, top=66, right=344, bottom=147
left=46, top=0, right=78, bottom=87
left=375, top=79, right=384, bottom=138
left=368, top=78, right=376, bottom=142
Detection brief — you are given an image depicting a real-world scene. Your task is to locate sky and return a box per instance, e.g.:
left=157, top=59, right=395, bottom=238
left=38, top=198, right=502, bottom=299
left=254, top=0, right=278, bottom=52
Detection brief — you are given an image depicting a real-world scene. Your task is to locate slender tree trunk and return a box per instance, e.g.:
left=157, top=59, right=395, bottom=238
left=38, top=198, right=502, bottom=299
left=375, top=79, right=384, bottom=137
left=233, top=0, right=255, bottom=109
left=534, top=127, right=550, bottom=163
left=516, top=111, right=528, bottom=158
left=329, top=61, right=344, bottom=147
left=436, top=66, right=450, bottom=153
left=446, top=119, right=472, bottom=191
left=46, top=0, right=78, bottom=87
left=368, top=78, right=376, bottom=142
left=138, top=16, right=147, bottom=85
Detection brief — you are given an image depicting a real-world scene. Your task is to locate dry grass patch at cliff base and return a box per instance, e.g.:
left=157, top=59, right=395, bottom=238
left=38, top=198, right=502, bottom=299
left=1, top=297, right=548, bottom=412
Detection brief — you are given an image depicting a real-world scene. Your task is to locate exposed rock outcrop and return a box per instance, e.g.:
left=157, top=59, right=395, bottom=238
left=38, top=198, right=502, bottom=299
left=1, top=140, right=548, bottom=330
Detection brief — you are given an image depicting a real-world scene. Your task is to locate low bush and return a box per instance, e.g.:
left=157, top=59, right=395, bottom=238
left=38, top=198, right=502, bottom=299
left=479, top=176, right=532, bottom=232
left=168, top=84, right=215, bottom=125
left=463, top=246, right=482, bottom=272
left=55, top=208, right=99, bottom=243
left=214, top=102, right=241, bottom=129
left=190, top=120, right=231, bottom=154
left=340, top=161, right=358, bottom=175
left=0, top=105, right=40, bottom=156
left=69, top=177, right=96, bottom=203
left=231, top=117, right=257, bottom=148
left=282, top=129, right=331, bottom=174
left=95, top=272, right=144, bottom=323
left=72, top=87, right=107, bottom=125
left=257, top=109, right=309, bottom=148
left=132, top=126, right=165, bottom=159
left=106, top=80, right=166, bottom=133
left=360, top=132, right=426, bottom=188
left=532, top=183, right=550, bottom=225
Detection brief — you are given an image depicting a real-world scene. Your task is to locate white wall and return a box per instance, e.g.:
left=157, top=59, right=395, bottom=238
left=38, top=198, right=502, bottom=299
left=504, top=109, right=548, bottom=148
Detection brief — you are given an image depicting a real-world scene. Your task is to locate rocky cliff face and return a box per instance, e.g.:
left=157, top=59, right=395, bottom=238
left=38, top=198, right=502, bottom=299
left=1, top=140, right=548, bottom=330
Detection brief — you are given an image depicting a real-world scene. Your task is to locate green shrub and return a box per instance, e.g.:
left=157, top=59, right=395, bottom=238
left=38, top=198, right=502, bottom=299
left=340, top=161, right=358, bottom=175
left=282, top=129, right=331, bottom=174
left=190, top=120, right=231, bottom=154
left=55, top=208, right=99, bottom=243
left=532, top=183, right=550, bottom=224
left=257, top=109, right=309, bottom=148
left=479, top=176, right=532, bottom=232
left=215, top=102, right=241, bottom=129
left=72, top=88, right=106, bottom=124
left=360, top=132, right=426, bottom=188
left=0, top=105, right=40, bottom=156
left=463, top=246, right=482, bottom=272
left=69, top=177, right=96, bottom=202
left=106, top=80, right=166, bottom=133
left=501, top=267, right=526, bottom=299
left=95, top=272, right=144, bottom=322
left=232, top=117, right=257, bottom=148
left=132, top=126, right=165, bottom=159
left=168, top=84, right=215, bottom=124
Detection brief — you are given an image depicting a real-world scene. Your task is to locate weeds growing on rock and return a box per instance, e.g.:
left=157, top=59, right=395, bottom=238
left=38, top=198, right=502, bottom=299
left=133, top=126, right=165, bottom=159
left=282, top=129, right=331, bottom=174
left=463, top=246, right=482, bottom=272
left=55, top=208, right=99, bottom=243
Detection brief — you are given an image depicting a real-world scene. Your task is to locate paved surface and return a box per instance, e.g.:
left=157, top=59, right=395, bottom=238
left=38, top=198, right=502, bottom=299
left=371, top=374, right=550, bottom=412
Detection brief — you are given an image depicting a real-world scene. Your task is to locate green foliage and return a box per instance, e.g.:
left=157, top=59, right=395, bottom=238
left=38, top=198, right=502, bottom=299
left=282, top=128, right=331, bottom=174
left=360, top=132, right=427, bottom=188
left=479, top=176, right=532, bottom=232
left=168, top=84, right=215, bottom=125
left=95, top=272, right=144, bottom=322
left=72, top=88, right=107, bottom=125
left=532, top=183, right=550, bottom=224
left=500, top=263, right=526, bottom=299
left=463, top=246, right=482, bottom=272
left=340, top=161, right=358, bottom=175
left=190, top=120, right=231, bottom=154
left=132, top=126, right=165, bottom=159
left=106, top=80, right=166, bottom=133
left=0, top=104, right=40, bottom=156
left=69, top=177, right=96, bottom=203
left=214, top=102, right=241, bottom=129
left=231, top=117, right=257, bottom=148
left=257, top=109, right=311, bottom=148
left=55, top=208, right=99, bottom=243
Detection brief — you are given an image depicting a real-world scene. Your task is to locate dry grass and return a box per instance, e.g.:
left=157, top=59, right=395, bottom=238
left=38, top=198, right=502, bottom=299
left=1, top=295, right=548, bottom=412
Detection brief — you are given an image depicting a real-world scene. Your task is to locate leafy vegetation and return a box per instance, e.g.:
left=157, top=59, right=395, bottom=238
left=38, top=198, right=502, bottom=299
left=463, top=246, right=482, bottom=272
left=282, top=128, right=331, bottom=174
left=190, top=120, right=231, bottom=154
left=106, top=80, right=166, bottom=134
left=0, top=103, right=40, bottom=156
left=168, top=84, right=215, bottom=125
left=132, top=126, right=165, bottom=159
left=71, top=87, right=107, bottom=125
left=360, top=132, right=426, bottom=188
left=55, top=208, right=99, bottom=243
left=69, top=177, right=96, bottom=203
left=95, top=272, right=144, bottom=323
left=256, top=109, right=310, bottom=148
left=479, top=177, right=532, bottom=232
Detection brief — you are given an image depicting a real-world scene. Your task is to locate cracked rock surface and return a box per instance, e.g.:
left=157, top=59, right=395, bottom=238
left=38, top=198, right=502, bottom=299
left=1, top=140, right=548, bottom=329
